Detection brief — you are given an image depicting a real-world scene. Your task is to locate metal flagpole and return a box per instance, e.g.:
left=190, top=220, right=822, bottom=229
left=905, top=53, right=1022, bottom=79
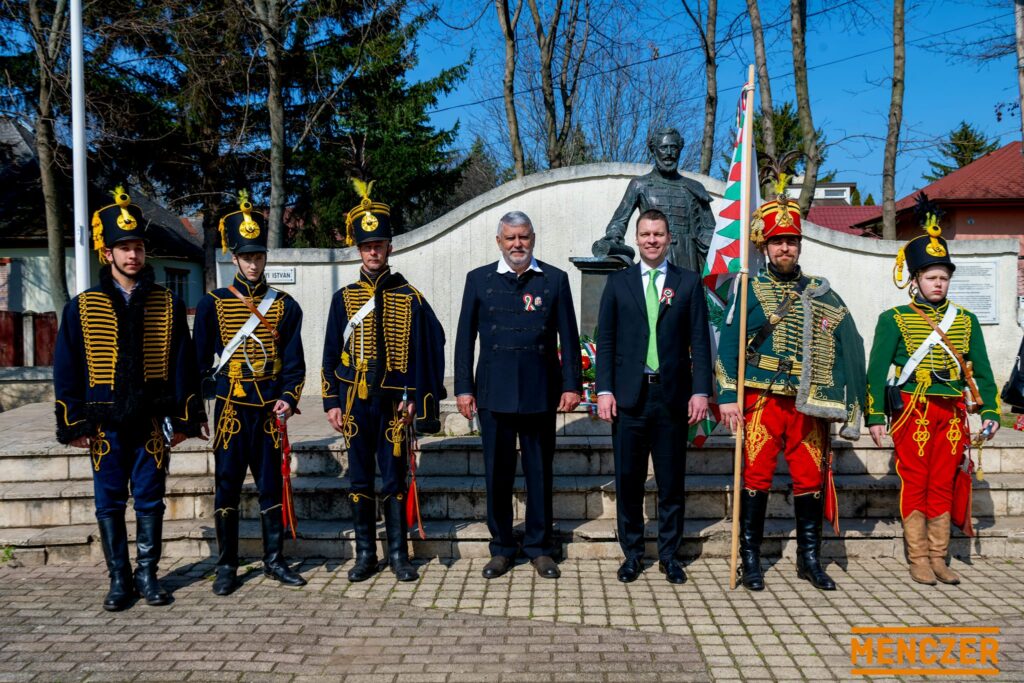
left=728, top=64, right=756, bottom=590
left=70, top=0, right=90, bottom=295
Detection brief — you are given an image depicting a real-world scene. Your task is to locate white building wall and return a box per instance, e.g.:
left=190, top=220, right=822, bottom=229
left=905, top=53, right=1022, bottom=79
left=0, top=248, right=204, bottom=312
left=215, top=163, right=1021, bottom=406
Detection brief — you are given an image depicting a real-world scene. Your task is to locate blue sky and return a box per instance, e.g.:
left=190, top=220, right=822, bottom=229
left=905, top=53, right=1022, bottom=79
left=410, top=0, right=1019, bottom=200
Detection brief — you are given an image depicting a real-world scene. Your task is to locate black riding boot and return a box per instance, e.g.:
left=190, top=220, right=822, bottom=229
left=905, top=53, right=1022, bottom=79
left=383, top=495, right=418, bottom=582
left=347, top=495, right=379, bottom=582
left=97, top=515, right=135, bottom=612
left=794, top=492, right=836, bottom=591
left=212, top=508, right=240, bottom=596
left=261, top=510, right=306, bottom=586
left=134, top=515, right=170, bottom=605
left=739, top=489, right=769, bottom=591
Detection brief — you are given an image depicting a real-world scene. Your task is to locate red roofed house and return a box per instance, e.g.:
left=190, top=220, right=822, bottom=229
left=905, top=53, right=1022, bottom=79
left=807, top=205, right=882, bottom=237
left=848, top=141, right=1024, bottom=295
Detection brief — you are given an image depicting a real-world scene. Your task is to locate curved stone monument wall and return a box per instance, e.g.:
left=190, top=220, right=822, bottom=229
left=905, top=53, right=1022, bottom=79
left=217, top=163, right=1021, bottom=404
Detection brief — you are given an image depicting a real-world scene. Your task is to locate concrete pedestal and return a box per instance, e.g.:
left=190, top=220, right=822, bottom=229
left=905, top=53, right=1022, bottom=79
left=569, top=256, right=632, bottom=337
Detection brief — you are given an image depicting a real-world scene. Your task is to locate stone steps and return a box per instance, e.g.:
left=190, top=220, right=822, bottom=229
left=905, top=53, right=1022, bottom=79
left=3, top=433, right=1022, bottom=482
left=3, top=403, right=1023, bottom=565
left=3, top=470, right=1023, bottom=528
left=3, top=515, right=1022, bottom=566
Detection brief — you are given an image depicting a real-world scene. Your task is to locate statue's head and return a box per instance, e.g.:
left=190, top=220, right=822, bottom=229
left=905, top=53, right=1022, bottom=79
left=648, top=128, right=683, bottom=174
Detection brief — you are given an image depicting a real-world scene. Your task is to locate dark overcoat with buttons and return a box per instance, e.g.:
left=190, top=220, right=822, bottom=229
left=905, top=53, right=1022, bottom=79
left=454, top=261, right=581, bottom=413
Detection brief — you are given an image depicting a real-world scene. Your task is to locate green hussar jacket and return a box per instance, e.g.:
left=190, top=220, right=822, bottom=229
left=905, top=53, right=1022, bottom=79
left=865, top=299, right=1000, bottom=426
left=715, top=267, right=867, bottom=440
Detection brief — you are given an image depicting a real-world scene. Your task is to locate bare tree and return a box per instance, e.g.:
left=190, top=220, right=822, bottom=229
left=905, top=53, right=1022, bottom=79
left=244, top=0, right=288, bottom=249
left=746, top=0, right=776, bottom=160
left=789, top=0, right=818, bottom=216
left=496, top=0, right=526, bottom=177
left=681, top=0, right=717, bottom=176
left=881, top=0, right=905, bottom=240
left=24, top=0, right=70, bottom=311
left=582, top=44, right=703, bottom=165
left=523, top=0, right=591, bottom=169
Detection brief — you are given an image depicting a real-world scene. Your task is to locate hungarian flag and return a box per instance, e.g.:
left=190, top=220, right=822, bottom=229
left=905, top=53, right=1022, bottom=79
left=688, top=83, right=762, bottom=448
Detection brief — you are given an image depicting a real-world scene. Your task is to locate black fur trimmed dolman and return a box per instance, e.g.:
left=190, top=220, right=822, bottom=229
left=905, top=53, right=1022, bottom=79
left=53, top=265, right=206, bottom=444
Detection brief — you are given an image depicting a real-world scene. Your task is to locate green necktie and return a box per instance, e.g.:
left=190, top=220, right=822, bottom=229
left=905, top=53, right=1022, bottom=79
left=645, top=269, right=660, bottom=371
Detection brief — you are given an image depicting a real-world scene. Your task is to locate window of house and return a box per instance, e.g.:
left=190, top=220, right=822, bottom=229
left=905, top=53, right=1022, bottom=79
left=823, top=189, right=847, bottom=198
left=165, top=268, right=190, bottom=304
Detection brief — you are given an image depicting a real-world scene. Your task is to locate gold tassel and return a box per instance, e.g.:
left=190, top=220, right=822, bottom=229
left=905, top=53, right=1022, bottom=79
left=218, top=216, right=228, bottom=254
left=387, top=409, right=404, bottom=456
left=356, top=359, right=368, bottom=399
left=92, top=212, right=108, bottom=264
left=229, top=360, right=246, bottom=398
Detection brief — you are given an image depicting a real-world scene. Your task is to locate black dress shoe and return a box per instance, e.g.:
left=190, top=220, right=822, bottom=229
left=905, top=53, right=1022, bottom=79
left=482, top=555, right=512, bottom=579
left=617, top=557, right=643, bottom=583
left=659, top=559, right=687, bottom=585
left=531, top=555, right=560, bottom=579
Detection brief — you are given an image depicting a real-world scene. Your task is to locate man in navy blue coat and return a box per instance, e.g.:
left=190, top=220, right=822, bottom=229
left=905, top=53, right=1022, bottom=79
left=454, top=211, right=582, bottom=580
left=596, top=209, right=713, bottom=584
left=54, top=187, right=204, bottom=611
left=193, top=191, right=307, bottom=595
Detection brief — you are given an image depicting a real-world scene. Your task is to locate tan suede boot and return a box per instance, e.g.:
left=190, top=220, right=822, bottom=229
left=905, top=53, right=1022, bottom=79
left=928, top=512, right=961, bottom=585
left=903, top=511, right=936, bottom=585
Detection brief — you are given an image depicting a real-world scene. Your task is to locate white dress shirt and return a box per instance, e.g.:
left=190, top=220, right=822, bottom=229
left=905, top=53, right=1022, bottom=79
left=497, top=256, right=543, bottom=276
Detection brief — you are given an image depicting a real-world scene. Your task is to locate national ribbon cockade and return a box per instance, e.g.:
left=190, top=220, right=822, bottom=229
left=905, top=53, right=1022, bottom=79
left=276, top=414, right=298, bottom=540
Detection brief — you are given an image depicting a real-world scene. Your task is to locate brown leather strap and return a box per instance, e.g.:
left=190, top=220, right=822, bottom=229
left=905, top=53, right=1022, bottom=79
left=907, top=301, right=982, bottom=408
left=227, top=286, right=280, bottom=342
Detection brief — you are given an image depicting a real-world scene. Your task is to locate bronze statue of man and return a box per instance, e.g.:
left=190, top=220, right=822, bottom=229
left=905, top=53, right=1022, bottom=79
left=592, top=128, right=716, bottom=274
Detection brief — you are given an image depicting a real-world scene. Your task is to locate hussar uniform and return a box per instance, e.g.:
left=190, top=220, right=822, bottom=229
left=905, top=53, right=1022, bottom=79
left=321, top=181, right=446, bottom=583
left=54, top=187, right=204, bottom=610
left=716, top=175, right=866, bottom=592
left=193, top=192, right=307, bottom=594
left=866, top=194, right=999, bottom=585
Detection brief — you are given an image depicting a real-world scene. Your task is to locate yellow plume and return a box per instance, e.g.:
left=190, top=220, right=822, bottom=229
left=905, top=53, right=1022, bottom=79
left=112, top=185, right=130, bottom=207
left=773, top=173, right=790, bottom=200
left=351, top=178, right=375, bottom=208
left=238, top=189, right=252, bottom=211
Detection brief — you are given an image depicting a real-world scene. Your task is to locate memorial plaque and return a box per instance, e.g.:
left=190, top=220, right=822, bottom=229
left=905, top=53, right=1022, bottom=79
left=265, top=266, right=296, bottom=285
left=948, top=260, right=997, bottom=324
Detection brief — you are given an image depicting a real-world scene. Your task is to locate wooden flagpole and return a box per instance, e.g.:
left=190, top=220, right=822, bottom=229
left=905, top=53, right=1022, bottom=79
left=729, top=64, right=756, bottom=590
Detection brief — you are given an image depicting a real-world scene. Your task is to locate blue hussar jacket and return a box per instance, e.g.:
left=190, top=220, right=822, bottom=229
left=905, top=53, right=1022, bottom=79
left=53, top=265, right=205, bottom=443
left=193, top=272, right=305, bottom=410
left=321, top=268, right=447, bottom=433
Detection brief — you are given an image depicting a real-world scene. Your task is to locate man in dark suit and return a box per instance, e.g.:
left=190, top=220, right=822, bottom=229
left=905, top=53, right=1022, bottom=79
left=455, top=210, right=582, bottom=580
left=596, top=209, right=712, bottom=584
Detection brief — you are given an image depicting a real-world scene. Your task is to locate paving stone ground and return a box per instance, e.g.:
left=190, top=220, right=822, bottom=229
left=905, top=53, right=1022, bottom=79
left=0, top=556, right=1021, bottom=682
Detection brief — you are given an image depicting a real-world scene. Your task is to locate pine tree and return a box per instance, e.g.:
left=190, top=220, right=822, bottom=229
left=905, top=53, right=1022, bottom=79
left=292, top=3, right=467, bottom=245
left=863, top=193, right=876, bottom=206
left=923, top=121, right=999, bottom=181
